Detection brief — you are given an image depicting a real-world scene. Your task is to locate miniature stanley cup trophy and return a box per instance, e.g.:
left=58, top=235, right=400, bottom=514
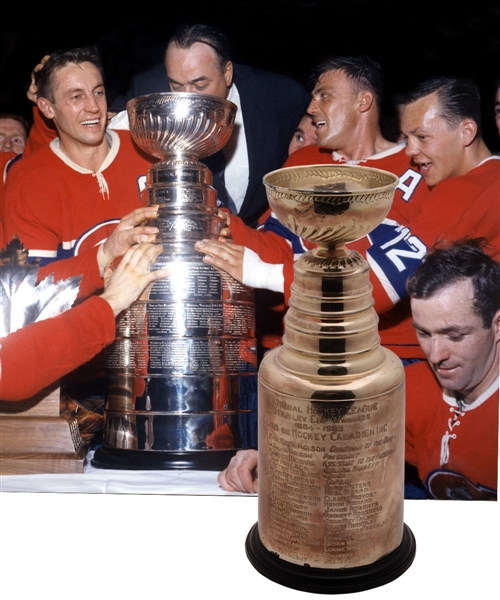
left=245, top=165, right=416, bottom=593
left=92, top=93, right=257, bottom=470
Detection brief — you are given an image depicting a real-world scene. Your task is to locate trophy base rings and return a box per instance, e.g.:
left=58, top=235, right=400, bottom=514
left=245, top=523, right=416, bottom=594
left=92, top=447, right=241, bottom=471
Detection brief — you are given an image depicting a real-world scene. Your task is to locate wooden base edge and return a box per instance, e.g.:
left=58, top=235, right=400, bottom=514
left=0, top=446, right=88, bottom=475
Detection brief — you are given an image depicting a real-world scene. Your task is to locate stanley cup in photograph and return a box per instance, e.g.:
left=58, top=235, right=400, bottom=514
left=245, top=165, right=416, bottom=593
left=92, top=93, right=258, bottom=470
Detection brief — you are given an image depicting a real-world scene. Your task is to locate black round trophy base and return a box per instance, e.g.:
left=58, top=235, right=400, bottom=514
left=245, top=523, right=416, bottom=594
left=91, top=447, right=240, bottom=471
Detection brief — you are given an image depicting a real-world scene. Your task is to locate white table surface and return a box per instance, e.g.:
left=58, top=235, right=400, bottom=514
left=0, top=451, right=241, bottom=495
left=1, top=470, right=497, bottom=599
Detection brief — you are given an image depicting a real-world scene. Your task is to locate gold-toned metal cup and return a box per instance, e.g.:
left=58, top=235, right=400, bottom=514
left=245, top=165, right=416, bottom=593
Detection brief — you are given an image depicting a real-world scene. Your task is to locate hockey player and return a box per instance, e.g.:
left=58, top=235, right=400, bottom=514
left=0, top=47, right=162, bottom=426
left=218, top=240, right=499, bottom=497
left=398, top=77, right=499, bottom=256
left=198, top=73, right=499, bottom=360
left=2, top=47, right=159, bottom=283
left=197, top=56, right=430, bottom=359
left=405, top=239, right=499, bottom=500
left=287, top=114, right=318, bottom=156
left=0, top=114, right=28, bottom=155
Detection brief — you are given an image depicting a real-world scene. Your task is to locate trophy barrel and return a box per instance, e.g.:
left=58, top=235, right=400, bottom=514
left=92, top=93, right=257, bottom=471
left=245, top=165, right=415, bottom=592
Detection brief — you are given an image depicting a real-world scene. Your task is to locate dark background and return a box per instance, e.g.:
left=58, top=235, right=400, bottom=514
left=2, top=0, right=499, bottom=149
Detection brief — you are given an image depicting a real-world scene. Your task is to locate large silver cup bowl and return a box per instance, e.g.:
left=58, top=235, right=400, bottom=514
left=127, top=92, right=237, bottom=160
left=263, top=164, right=399, bottom=246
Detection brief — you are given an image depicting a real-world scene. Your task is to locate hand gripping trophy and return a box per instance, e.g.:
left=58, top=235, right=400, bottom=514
left=245, top=165, right=416, bottom=593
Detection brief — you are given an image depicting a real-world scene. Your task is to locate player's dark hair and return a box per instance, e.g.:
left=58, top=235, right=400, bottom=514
left=407, top=239, right=500, bottom=328
left=312, top=56, right=384, bottom=108
left=0, top=113, right=29, bottom=137
left=402, top=76, right=482, bottom=135
left=35, top=46, right=104, bottom=102
left=167, top=23, right=231, bottom=73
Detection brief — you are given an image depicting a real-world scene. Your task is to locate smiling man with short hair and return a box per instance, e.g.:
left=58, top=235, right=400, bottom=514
left=400, top=77, right=491, bottom=188
left=3, top=46, right=159, bottom=277
left=395, top=77, right=500, bottom=263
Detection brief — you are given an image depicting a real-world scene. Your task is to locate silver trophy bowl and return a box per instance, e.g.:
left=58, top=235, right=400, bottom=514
left=127, top=92, right=237, bottom=160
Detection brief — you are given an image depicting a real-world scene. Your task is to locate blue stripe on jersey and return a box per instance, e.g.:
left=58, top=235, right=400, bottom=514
left=262, top=215, right=306, bottom=254
left=367, top=221, right=427, bottom=300
left=26, top=219, right=121, bottom=265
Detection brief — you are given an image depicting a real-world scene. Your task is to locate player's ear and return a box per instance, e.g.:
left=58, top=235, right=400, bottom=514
left=492, top=309, right=500, bottom=343
left=37, top=97, right=55, bottom=120
left=357, top=90, right=374, bottom=113
left=493, top=310, right=500, bottom=342
left=460, top=119, right=477, bottom=147
left=223, top=61, right=233, bottom=88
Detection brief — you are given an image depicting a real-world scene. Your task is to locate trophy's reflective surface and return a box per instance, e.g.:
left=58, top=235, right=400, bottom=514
left=92, top=93, right=258, bottom=470
left=245, top=165, right=416, bottom=593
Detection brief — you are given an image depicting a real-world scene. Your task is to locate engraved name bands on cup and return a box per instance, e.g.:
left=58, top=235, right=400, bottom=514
left=106, top=338, right=258, bottom=375
left=149, top=263, right=222, bottom=300
left=258, top=385, right=404, bottom=569
left=116, top=302, right=255, bottom=337
left=150, top=167, right=208, bottom=185
left=146, top=186, right=215, bottom=207
left=154, top=215, right=216, bottom=238
left=148, top=263, right=253, bottom=302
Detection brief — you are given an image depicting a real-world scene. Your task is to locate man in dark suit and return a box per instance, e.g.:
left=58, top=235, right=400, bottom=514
left=110, top=24, right=310, bottom=227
